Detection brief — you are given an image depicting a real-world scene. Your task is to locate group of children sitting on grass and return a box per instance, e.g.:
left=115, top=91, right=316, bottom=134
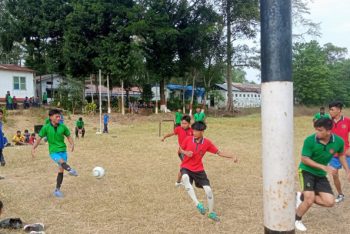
left=11, top=129, right=36, bottom=146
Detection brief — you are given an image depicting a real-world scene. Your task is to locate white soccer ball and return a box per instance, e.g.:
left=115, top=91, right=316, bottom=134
left=92, top=167, right=105, bottom=178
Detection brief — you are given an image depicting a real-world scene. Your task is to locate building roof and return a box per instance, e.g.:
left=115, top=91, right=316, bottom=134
left=0, top=64, right=35, bottom=73
left=35, top=74, right=63, bottom=81
left=215, top=83, right=261, bottom=93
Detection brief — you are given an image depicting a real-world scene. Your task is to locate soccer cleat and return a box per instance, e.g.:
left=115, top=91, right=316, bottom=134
left=196, top=202, right=206, bottom=215
left=295, top=220, right=307, bottom=232
left=68, top=169, right=78, bottom=176
left=335, top=194, right=345, bottom=203
left=208, top=212, right=220, bottom=222
left=296, top=191, right=302, bottom=208
left=53, top=189, right=64, bottom=198
left=24, top=223, right=45, bottom=232
left=175, top=181, right=183, bottom=187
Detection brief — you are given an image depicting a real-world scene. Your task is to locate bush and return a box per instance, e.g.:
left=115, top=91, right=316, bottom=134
left=84, top=102, right=97, bottom=115
left=0, top=107, right=8, bottom=123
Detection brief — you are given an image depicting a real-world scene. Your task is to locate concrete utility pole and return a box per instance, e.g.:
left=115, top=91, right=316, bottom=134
left=260, top=0, right=294, bottom=233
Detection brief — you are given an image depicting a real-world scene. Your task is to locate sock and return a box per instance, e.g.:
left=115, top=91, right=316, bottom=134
left=296, top=214, right=302, bottom=221
left=182, top=174, right=199, bottom=206
left=60, top=162, right=71, bottom=171
left=56, top=172, right=64, bottom=189
left=203, top=186, right=214, bottom=213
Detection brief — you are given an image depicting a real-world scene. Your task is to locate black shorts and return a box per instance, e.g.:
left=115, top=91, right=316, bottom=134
left=181, top=168, right=210, bottom=188
left=299, top=170, right=333, bottom=195
left=178, top=153, right=184, bottom=161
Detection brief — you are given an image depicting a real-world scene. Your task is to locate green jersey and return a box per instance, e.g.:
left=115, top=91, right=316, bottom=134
left=313, top=112, right=331, bottom=121
left=175, top=112, right=183, bottom=124
left=43, top=93, right=48, bottom=101
left=194, top=112, right=205, bottom=122
left=45, top=118, right=50, bottom=125
left=299, top=134, right=344, bottom=176
left=76, top=120, right=84, bottom=128
left=7, top=96, right=13, bottom=104
left=39, top=123, right=71, bottom=154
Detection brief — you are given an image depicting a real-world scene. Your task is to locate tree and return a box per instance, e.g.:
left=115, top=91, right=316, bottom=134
left=220, top=0, right=259, bottom=111
left=293, top=41, right=332, bottom=105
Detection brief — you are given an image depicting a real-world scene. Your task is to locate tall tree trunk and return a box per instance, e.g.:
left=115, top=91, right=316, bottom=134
left=160, top=78, right=167, bottom=112
left=90, top=74, right=94, bottom=103
left=155, top=83, right=159, bottom=114
left=226, top=0, right=234, bottom=112
left=121, top=80, right=125, bottom=115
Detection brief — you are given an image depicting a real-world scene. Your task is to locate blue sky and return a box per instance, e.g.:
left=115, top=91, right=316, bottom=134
left=245, top=0, right=350, bottom=83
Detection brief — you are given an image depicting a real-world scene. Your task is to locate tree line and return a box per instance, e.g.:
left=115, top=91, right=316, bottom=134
left=1, top=0, right=342, bottom=109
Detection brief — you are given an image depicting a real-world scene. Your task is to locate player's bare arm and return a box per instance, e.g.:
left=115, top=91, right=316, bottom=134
left=31, top=137, right=42, bottom=158
left=162, top=132, right=175, bottom=142
left=301, top=156, right=335, bottom=175
left=178, top=147, right=193, bottom=157
left=217, top=151, right=238, bottom=163
left=66, top=136, right=74, bottom=152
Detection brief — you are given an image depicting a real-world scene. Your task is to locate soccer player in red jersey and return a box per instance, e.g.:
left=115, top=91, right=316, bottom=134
left=162, top=115, right=193, bottom=186
left=179, top=121, right=238, bottom=221
left=328, top=101, right=350, bottom=203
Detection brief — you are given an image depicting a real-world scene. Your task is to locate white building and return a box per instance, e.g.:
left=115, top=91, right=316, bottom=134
left=35, top=74, right=64, bottom=102
left=0, top=64, right=35, bottom=101
left=213, top=83, right=261, bottom=108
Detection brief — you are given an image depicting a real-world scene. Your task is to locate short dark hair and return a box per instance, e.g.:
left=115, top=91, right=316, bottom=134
left=24, top=129, right=29, bottom=133
left=181, top=115, right=191, bottom=123
left=320, top=107, right=325, bottom=110
left=49, top=109, right=61, bottom=116
left=17, top=130, right=21, bottom=134
left=79, top=117, right=83, bottom=121
left=192, top=121, right=207, bottom=131
left=314, top=117, right=333, bottom=130
left=0, top=109, right=3, bottom=114
left=31, top=133, right=35, bottom=136
left=329, top=101, right=343, bottom=110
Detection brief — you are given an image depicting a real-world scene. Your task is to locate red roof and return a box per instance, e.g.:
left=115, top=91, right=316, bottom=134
left=0, top=64, right=35, bottom=73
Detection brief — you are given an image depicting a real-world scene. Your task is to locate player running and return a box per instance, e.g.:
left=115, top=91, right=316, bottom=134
left=31, top=109, right=78, bottom=198
left=179, top=121, right=237, bottom=221
left=328, top=101, right=350, bottom=203
left=295, top=118, right=350, bottom=231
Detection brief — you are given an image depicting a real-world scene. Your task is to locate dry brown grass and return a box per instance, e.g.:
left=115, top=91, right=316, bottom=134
left=0, top=108, right=350, bottom=233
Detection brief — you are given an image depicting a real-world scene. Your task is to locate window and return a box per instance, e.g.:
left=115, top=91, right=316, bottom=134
left=243, top=94, right=246, bottom=97
left=239, top=94, right=242, bottom=97
left=235, top=94, right=238, bottom=97
left=247, top=94, right=250, bottom=97
left=13, top=76, right=26, bottom=90
left=255, top=94, right=257, bottom=97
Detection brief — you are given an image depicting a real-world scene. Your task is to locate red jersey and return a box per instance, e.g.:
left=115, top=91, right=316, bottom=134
left=180, top=136, right=219, bottom=172
left=28, top=136, right=36, bottom=145
left=174, top=126, right=193, bottom=145
left=332, top=116, right=350, bottom=152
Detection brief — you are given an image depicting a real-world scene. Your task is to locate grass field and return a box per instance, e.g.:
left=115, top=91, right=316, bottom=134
left=1, top=109, right=350, bottom=233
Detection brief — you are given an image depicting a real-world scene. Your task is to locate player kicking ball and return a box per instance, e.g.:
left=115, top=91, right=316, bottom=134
left=31, top=109, right=78, bottom=198
left=179, top=121, right=238, bottom=221
left=295, top=118, right=350, bottom=231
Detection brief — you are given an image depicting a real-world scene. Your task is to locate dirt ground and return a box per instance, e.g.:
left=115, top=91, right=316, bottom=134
left=0, top=108, right=350, bottom=234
